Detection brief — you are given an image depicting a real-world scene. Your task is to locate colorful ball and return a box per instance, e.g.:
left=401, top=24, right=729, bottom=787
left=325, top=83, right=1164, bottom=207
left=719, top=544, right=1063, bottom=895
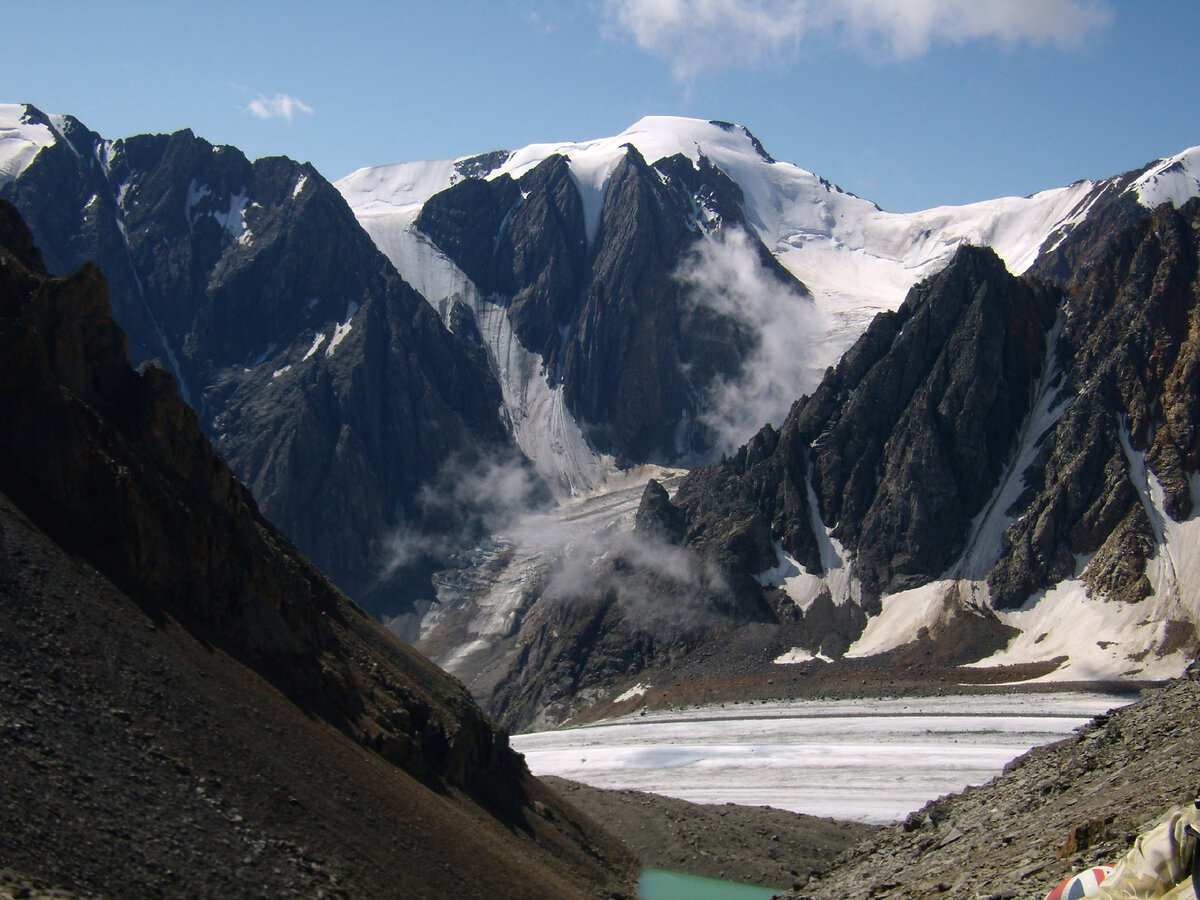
left=1045, top=866, right=1115, bottom=900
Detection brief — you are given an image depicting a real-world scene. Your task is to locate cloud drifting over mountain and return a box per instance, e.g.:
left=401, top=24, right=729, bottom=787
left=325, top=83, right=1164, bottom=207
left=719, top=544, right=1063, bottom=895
left=676, top=227, right=827, bottom=455
left=607, top=0, right=1113, bottom=78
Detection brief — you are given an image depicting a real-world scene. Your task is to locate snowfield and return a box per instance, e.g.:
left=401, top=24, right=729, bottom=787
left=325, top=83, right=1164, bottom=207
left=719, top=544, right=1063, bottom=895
left=511, top=693, right=1134, bottom=823
left=0, top=103, right=58, bottom=186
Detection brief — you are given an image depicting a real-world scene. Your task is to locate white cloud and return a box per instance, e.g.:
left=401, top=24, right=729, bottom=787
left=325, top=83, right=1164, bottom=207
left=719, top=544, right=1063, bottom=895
left=244, top=93, right=314, bottom=122
left=606, top=0, right=1112, bottom=78
left=378, top=452, right=549, bottom=577
left=676, top=226, right=828, bottom=455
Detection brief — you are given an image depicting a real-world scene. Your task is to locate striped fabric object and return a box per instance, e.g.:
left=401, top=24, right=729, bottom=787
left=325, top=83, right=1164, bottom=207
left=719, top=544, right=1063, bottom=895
left=1046, top=866, right=1115, bottom=900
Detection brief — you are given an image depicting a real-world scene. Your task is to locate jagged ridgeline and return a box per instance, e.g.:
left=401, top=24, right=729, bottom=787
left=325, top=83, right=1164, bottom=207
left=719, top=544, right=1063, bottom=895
left=654, top=197, right=1200, bottom=675
left=0, top=103, right=513, bottom=619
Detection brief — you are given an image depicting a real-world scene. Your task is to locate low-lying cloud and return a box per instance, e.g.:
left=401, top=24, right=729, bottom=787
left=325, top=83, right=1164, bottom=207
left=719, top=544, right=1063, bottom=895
left=381, top=453, right=734, bottom=637
left=536, top=515, right=734, bottom=637
left=378, top=451, right=550, bottom=578
left=676, top=226, right=828, bottom=456
left=606, top=0, right=1112, bottom=78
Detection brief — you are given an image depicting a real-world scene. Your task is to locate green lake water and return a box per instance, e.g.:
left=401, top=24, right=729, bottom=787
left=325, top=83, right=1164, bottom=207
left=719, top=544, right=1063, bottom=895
left=637, top=868, right=784, bottom=899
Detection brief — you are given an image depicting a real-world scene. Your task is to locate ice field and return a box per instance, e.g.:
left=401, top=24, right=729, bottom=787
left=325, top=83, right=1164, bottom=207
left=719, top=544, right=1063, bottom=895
left=512, top=693, right=1133, bottom=822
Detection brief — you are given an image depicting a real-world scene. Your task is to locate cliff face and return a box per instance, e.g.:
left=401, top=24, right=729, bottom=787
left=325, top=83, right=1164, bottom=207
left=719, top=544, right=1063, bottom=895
left=0, top=199, right=637, bottom=899
left=662, top=197, right=1200, bottom=653
left=988, top=198, right=1200, bottom=607
left=417, top=145, right=806, bottom=463
left=674, top=244, right=1059, bottom=603
left=1, top=106, right=513, bottom=618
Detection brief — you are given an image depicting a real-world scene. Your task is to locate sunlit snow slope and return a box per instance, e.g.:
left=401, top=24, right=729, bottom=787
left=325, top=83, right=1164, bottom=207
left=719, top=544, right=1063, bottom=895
left=0, top=103, right=59, bottom=185
left=338, top=118, right=1200, bottom=489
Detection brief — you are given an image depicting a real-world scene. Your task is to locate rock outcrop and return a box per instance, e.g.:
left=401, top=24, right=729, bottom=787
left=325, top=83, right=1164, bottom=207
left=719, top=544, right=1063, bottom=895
left=989, top=197, right=1200, bottom=607
left=779, top=673, right=1200, bottom=900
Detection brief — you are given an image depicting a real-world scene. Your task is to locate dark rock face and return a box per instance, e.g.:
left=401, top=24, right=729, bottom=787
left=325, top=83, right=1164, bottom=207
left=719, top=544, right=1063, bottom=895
left=811, top=247, right=1059, bottom=599
left=633, top=479, right=687, bottom=543
left=417, top=145, right=809, bottom=462
left=989, top=197, right=1200, bottom=608
left=0, top=196, right=477, bottom=757
left=659, top=197, right=1200, bottom=642
left=1, top=105, right=512, bottom=617
left=671, top=244, right=1058, bottom=606
left=0, top=199, right=638, bottom=898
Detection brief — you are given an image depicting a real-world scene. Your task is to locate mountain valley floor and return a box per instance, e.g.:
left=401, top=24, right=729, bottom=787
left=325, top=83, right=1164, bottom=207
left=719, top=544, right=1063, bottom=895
left=538, top=669, right=1200, bottom=900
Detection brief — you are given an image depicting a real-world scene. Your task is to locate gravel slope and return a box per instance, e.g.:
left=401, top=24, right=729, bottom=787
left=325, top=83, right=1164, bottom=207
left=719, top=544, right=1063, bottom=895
left=544, top=776, right=878, bottom=890
left=779, top=671, right=1200, bottom=900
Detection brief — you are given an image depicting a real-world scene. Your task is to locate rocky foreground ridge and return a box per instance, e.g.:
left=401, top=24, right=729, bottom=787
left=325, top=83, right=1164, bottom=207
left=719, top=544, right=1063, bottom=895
left=778, top=670, right=1200, bottom=900
left=0, top=199, right=636, bottom=898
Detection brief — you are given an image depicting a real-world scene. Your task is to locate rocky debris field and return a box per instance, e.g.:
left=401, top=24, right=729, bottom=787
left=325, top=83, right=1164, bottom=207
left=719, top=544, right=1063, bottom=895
left=778, top=670, right=1200, bottom=900
left=0, top=868, right=92, bottom=900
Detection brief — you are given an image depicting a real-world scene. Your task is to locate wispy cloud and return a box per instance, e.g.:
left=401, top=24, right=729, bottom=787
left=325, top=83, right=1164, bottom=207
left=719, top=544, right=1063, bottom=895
left=244, top=93, right=314, bottom=122
left=606, top=0, right=1112, bottom=79
left=676, top=226, right=828, bottom=455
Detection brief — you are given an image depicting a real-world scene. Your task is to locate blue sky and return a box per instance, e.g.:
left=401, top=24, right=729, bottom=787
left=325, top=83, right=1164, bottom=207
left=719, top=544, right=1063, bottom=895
left=5, top=1, right=1197, bottom=212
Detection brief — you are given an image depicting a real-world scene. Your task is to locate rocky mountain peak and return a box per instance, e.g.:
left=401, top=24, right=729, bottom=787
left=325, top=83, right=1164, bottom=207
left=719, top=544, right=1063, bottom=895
left=1, top=123, right=516, bottom=621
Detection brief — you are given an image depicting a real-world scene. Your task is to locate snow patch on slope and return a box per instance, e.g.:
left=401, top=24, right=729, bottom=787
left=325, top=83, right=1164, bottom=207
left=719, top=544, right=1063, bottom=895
left=845, top=581, right=959, bottom=659
left=962, top=464, right=1200, bottom=684
left=326, top=301, right=358, bottom=357
left=0, top=103, right=56, bottom=186
left=1131, top=146, right=1200, bottom=209
left=756, top=545, right=826, bottom=612
left=337, top=158, right=461, bottom=227
left=369, top=215, right=611, bottom=497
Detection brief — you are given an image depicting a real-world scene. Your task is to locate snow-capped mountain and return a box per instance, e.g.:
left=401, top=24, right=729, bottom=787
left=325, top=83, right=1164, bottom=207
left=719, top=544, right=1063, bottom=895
left=335, top=116, right=1200, bottom=727
left=337, top=116, right=1198, bottom=492
left=342, top=117, right=820, bottom=492
left=6, top=101, right=1200, bottom=729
